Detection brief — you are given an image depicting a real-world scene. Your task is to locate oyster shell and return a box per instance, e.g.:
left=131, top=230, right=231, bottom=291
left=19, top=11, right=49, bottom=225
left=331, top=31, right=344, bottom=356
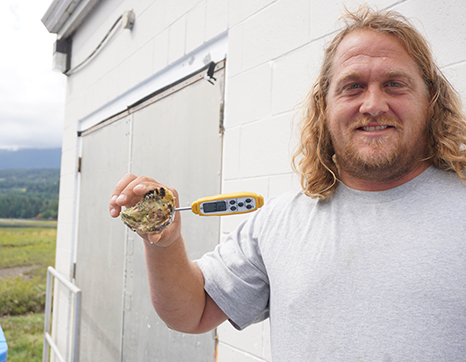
left=120, top=187, right=175, bottom=234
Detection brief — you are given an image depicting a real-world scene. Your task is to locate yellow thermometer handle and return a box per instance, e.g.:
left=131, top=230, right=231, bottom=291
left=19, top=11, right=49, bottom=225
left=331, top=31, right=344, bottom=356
left=188, top=192, right=264, bottom=216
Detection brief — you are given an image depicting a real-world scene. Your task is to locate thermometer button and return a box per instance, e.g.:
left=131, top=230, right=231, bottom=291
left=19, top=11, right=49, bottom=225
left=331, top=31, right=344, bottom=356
left=246, top=205, right=253, bottom=210
left=230, top=206, right=237, bottom=211
left=229, top=200, right=236, bottom=205
left=245, top=198, right=252, bottom=203
left=238, top=202, right=244, bottom=207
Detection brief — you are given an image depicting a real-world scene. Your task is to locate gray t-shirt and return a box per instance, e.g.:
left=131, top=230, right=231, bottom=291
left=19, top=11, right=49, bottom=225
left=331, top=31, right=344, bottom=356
left=196, top=166, right=466, bottom=361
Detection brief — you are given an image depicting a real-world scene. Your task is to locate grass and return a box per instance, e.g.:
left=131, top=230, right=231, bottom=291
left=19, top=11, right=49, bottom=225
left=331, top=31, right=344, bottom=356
left=0, top=277, right=46, bottom=316
left=0, top=219, right=57, bottom=228
left=0, top=219, right=56, bottom=361
left=1, top=313, right=44, bottom=362
left=0, top=221, right=56, bottom=274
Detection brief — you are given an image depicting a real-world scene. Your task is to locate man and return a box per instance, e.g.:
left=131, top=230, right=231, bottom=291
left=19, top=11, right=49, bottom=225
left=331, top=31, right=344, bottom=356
left=110, top=6, right=466, bottom=360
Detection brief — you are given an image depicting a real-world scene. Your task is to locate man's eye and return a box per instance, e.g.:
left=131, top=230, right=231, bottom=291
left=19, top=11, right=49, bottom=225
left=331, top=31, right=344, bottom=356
left=387, top=81, right=401, bottom=87
left=342, top=84, right=361, bottom=92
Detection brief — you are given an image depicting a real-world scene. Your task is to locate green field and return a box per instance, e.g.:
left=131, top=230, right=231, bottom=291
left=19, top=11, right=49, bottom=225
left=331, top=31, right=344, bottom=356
left=0, top=219, right=56, bottom=273
left=0, top=219, right=57, bottom=361
left=1, top=313, right=44, bottom=362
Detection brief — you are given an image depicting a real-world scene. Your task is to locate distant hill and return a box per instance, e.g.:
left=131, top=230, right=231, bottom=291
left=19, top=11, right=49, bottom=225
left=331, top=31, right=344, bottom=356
left=0, top=169, right=60, bottom=219
left=0, top=148, right=61, bottom=170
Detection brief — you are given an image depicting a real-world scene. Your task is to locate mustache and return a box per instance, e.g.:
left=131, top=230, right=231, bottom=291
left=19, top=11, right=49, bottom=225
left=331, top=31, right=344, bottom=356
left=348, top=114, right=403, bottom=132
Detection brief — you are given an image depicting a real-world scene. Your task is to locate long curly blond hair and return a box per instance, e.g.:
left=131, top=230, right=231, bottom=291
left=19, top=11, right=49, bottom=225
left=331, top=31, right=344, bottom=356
left=292, top=5, right=466, bottom=198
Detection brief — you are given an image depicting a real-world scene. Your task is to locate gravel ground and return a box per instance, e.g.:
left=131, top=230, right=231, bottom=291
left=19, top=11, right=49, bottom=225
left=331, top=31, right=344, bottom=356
left=0, top=265, right=40, bottom=280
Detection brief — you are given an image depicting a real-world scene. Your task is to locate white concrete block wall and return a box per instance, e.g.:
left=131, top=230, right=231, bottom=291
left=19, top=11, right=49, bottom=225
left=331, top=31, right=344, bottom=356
left=53, top=0, right=466, bottom=360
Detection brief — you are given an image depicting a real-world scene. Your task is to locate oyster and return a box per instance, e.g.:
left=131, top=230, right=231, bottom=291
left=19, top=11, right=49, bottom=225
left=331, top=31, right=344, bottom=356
left=120, top=187, right=176, bottom=234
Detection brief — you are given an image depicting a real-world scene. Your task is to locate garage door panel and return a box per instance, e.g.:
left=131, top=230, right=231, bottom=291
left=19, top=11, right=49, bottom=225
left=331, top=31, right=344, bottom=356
left=77, top=117, right=131, bottom=362
left=76, top=63, right=224, bottom=362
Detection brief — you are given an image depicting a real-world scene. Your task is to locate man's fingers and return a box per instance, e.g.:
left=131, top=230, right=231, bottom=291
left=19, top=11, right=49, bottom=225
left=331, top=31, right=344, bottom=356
left=146, top=233, right=162, bottom=244
left=110, top=175, right=183, bottom=248
left=109, top=173, right=140, bottom=217
left=109, top=174, right=172, bottom=218
left=109, top=197, right=120, bottom=217
left=111, top=173, right=138, bottom=198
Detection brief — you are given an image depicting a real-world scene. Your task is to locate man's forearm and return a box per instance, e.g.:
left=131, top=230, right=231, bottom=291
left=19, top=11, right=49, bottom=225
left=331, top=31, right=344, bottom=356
left=109, top=175, right=227, bottom=332
left=143, top=234, right=226, bottom=333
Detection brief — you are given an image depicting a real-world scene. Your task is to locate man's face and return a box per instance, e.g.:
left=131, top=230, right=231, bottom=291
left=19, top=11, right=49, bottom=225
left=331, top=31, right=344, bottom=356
left=326, top=29, right=431, bottom=189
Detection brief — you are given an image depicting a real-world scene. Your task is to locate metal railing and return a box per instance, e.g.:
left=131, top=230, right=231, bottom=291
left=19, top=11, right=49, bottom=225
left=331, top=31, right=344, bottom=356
left=43, top=266, right=81, bottom=362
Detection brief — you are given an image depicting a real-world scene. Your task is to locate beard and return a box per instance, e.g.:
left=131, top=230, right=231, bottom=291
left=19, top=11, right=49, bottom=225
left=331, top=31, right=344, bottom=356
left=330, top=114, right=429, bottom=184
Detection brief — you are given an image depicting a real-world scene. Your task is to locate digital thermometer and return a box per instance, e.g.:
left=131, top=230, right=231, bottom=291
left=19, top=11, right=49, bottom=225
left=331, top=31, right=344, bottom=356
left=175, top=192, right=264, bottom=216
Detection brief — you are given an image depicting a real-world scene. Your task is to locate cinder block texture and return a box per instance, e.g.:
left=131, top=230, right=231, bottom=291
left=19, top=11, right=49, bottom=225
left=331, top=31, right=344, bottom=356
left=241, top=0, right=310, bottom=71
left=395, top=0, right=466, bottom=69
left=225, top=63, right=272, bottom=127
left=186, top=3, right=206, bottom=54
left=218, top=321, right=271, bottom=361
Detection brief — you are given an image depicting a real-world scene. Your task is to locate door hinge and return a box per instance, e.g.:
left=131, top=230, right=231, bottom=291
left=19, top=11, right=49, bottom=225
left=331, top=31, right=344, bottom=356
left=77, top=157, right=82, bottom=173
left=72, top=262, right=77, bottom=279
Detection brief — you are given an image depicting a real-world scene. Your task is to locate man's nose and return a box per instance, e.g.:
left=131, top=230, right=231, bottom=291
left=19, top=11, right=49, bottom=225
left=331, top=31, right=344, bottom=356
left=359, top=86, right=389, bottom=116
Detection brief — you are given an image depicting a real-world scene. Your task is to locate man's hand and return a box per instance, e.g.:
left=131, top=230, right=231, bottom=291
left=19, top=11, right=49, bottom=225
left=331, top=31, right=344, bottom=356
left=109, top=173, right=227, bottom=333
left=109, top=173, right=182, bottom=247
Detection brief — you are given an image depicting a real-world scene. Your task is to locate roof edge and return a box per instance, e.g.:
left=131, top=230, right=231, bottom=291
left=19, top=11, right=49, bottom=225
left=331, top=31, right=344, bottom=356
left=42, top=0, right=100, bottom=39
left=42, top=0, right=80, bottom=34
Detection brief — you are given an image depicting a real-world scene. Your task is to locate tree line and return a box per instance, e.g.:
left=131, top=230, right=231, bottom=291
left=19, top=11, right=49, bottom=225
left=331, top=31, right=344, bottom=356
left=0, top=169, right=59, bottom=219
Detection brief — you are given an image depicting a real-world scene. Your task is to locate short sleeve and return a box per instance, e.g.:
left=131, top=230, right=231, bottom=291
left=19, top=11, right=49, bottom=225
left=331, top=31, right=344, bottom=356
left=195, top=211, right=270, bottom=330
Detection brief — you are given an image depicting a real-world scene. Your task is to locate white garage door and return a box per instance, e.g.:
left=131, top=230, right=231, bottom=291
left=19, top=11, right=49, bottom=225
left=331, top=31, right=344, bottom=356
left=76, top=61, right=225, bottom=362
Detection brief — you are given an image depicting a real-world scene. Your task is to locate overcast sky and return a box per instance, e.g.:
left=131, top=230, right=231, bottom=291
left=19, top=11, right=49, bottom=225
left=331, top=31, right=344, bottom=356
left=0, top=0, right=65, bottom=150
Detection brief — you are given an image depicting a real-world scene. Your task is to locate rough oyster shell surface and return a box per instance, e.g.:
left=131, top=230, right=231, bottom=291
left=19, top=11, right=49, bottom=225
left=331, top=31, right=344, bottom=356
left=120, top=187, right=175, bottom=234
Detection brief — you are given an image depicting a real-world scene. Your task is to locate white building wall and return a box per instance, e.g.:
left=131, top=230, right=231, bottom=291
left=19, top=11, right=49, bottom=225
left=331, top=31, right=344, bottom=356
left=53, top=0, right=466, bottom=360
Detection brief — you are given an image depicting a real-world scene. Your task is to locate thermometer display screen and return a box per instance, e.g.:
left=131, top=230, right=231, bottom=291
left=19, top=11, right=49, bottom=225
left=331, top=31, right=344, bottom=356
left=203, top=201, right=227, bottom=213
